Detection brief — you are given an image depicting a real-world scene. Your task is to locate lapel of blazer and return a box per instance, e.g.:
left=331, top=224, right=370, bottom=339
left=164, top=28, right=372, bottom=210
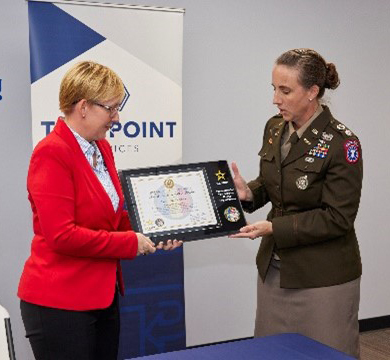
left=281, top=107, right=332, bottom=167
left=270, top=118, right=285, bottom=169
left=54, top=119, right=119, bottom=228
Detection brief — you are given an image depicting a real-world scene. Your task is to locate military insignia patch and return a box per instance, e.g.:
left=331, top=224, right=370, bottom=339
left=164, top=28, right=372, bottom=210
left=344, top=140, right=360, bottom=164
left=296, top=175, right=309, bottom=190
left=322, top=132, right=333, bottom=141
left=224, top=206, right=240, bottom=222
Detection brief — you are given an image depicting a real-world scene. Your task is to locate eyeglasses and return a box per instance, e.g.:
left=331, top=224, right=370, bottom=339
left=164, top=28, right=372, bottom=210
left=93, top=102, right=121, bottom=118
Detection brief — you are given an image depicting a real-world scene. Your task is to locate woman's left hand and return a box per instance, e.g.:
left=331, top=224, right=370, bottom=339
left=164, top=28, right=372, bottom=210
left=229, top=220, right=273, bottom=240
left=156, top=239, right=183, bottom=251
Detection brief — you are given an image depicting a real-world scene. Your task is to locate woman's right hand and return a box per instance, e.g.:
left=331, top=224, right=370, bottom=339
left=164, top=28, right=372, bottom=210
left=136, top=233, right=156, bottom=256
left=229, top=220, right=273, bottom=240
left=231, top=162, right=253, bottom=202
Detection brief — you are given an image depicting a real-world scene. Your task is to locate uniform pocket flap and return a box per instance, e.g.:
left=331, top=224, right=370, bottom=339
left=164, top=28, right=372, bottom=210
left=294, top=157, right=324, bottom=173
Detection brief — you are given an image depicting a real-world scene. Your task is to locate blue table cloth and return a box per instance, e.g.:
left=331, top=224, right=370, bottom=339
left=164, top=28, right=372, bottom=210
left=132, top=333, right=355, bottom=359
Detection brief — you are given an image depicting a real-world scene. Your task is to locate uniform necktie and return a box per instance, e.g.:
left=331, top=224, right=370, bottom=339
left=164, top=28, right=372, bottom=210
left=289, top=131, right=299, bottom=145
left=281, top=131, right=300, bottom=162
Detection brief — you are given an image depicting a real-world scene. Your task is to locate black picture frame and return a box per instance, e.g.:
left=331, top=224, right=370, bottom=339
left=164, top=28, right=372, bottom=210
left=119, top=160, right=247, bottom=243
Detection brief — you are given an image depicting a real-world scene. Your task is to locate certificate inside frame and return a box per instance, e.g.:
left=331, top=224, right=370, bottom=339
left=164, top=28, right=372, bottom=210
left=119, top=161, right=247, bottom=243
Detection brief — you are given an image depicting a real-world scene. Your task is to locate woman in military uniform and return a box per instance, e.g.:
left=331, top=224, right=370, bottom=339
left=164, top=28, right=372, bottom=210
left=231, top=49, right=363, bottom=358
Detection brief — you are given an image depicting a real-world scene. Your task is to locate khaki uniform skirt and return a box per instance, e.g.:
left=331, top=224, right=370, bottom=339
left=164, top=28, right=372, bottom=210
left=255, top=259, right=360, bottom=359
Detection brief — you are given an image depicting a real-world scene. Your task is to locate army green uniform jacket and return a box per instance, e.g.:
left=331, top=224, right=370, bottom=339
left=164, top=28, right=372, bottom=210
left=244, top=106, right=362, bottom=289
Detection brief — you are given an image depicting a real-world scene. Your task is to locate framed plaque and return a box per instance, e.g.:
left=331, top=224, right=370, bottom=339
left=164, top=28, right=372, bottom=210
left=119, top=161, right=247, bottom=243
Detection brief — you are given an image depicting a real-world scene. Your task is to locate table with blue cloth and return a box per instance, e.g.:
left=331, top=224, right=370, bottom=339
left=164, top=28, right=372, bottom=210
left=132, top=333, right=355, bottom=359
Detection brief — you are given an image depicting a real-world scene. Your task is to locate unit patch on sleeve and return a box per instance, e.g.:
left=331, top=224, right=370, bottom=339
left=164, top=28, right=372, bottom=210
left=344, top=140, right=360, bottom=164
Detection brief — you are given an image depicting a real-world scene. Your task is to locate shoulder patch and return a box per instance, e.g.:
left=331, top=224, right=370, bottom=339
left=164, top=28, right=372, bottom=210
left=344, top=139, right=360, bottom=164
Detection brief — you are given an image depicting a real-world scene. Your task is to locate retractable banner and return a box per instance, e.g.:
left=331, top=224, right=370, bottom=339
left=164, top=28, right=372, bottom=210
left=28, top=1, right=185, bottom=358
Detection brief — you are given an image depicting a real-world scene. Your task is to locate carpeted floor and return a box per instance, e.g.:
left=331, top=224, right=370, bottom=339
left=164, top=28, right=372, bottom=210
left=360, top=328, right=390, bottom=359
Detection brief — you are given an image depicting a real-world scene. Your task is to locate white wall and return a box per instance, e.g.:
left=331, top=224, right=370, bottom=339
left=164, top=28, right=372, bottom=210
left=1, top=0, right=389, bottom=358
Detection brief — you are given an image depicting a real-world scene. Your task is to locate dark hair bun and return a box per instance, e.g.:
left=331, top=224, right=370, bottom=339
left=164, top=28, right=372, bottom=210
left=325, top=63, right=340, bottom=90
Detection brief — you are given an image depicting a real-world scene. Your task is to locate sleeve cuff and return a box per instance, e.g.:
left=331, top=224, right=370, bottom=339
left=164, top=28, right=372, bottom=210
left=240, top=200, right=256, bottom=213
left=272, top=215, right=298, bottom=249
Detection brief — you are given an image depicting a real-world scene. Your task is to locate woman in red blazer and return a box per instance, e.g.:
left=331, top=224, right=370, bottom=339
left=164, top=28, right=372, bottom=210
left=18, top=61, right=181, bottom=360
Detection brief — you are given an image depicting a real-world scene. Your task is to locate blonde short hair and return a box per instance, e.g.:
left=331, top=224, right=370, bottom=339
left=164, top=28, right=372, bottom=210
left=59, top=61, right=125, bottom=114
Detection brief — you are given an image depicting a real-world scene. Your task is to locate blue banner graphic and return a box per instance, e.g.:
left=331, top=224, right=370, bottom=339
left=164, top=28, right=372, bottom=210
left=28, top=2, right=105, bottom=83
left=119, top=249, right=186, bottom=359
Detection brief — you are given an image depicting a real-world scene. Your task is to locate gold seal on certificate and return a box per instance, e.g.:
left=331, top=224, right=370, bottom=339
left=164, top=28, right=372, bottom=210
left=164, top=178, right=174, bottom=189
left=119, top=161, right=246, bottom=243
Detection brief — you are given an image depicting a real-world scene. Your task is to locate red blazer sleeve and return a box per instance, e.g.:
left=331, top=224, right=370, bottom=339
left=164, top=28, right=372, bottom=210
left=118, top=210, right=133, bottom=231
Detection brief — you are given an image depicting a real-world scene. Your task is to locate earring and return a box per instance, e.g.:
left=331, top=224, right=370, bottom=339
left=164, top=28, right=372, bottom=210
left=309, top=98, right=312, bottom=102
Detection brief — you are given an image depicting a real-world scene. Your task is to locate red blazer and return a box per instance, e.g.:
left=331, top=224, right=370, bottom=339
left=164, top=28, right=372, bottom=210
left=18, top=118, right=138, bottom=310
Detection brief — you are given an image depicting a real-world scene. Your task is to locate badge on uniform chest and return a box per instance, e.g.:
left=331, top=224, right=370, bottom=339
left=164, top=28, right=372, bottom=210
left=296, top=175, right=309, bottom=190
